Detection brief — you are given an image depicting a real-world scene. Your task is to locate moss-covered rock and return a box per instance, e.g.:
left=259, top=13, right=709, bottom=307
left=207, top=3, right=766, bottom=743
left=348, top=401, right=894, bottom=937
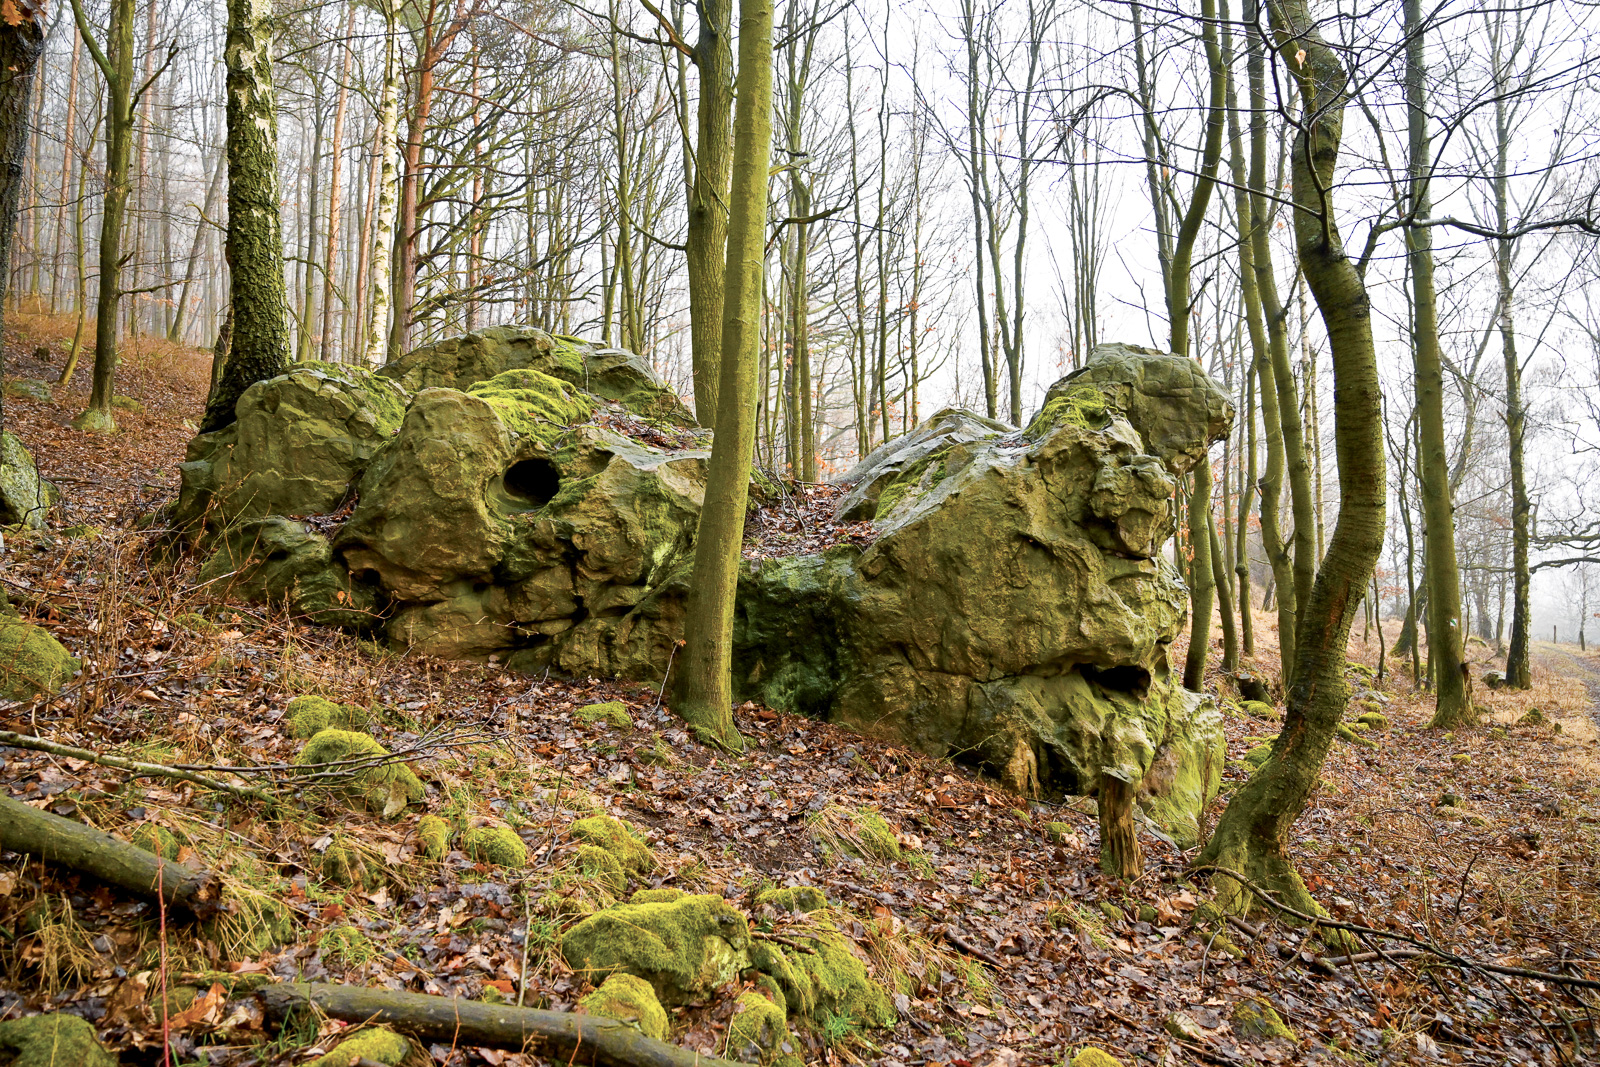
left=464, top=826, right=528, bottom=868
left=199, top=517, right=379, bottom=630
left=576, top=844, right=627, bottom=895
left=3, top=378, right=52, bottom=402
left=467, top=368, right=595, bottom=448
left=111, top=395, right=145, bottom=414
left=560, top=894, right=751, bottom=1005
left=1232, top=997, right=1295, bottom=1041
left=0, top=616, right=79, bottom=700
left=630, top=887, right=686, bottom=904
left=1242, top=743, right=1273, bottom=770
left=1043, top=821, right=1076, bottom=844
left=285, top=695, right=368, bottom=738
left=748, top=908, right=895, bottom=1030
left=0, top=431, right=53, bottom=529
left=577, top=973, right=668, bottom=1040
left=320, top=844, right=372, bottom=887
left=308, top=1027, right=410, bottom=1067
left=1335, top=723, right=1379, bottom=749
left=1241, top=700, right=1277, bottom=720
left=294, top=729, right=424, bottom=813
left=1024, top=384, right=1109, bottom=437
left=1355, top=710, right=1389, bottom=730
left=417, top=815, right=451, bottom=860
left=578, top=700, right=633, bottom=729
left=1071, top=1048, right=1124, bottom=1067
left=570, top=815, right=655, bottom=873
left=755, top=886, right=827, bottom=914
left=727, top=989, right=801, bottom=1066
left=0, top=1013, right=117, bottom=1067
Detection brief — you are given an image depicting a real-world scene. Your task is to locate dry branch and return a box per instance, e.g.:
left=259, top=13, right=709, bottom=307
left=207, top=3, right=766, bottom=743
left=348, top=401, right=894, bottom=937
left=0, top=729, right=278, bottom=804
left=255, top=982, right=741, bottom=1067
left=0, top=793, right=223, bottom=919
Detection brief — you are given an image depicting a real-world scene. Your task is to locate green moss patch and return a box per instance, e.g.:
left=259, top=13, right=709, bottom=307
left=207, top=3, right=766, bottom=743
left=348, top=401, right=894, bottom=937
left=307, top=1026, right=411, bottom=1067
left=294, top=729, right=424, bottom=814
left=0, top=616, right=79, bottom=700
left=1242, top=743, right=1273, bottom=770
left=285, top=695, right=369, bottom=738
left=727, top=989, right=800, bottom=1065
left=1355, top=710, right=1390, bottom=730
left=576, top=844, right=627, bottom=895
left=767, top=923, right=896, bottom=1029
left=1232, top=996, right=1295, bottom=1041
left=1024, top=384, right=1109, bottom=437
left=464, top=826, right=528, bottom=868
left=0, top=1013, right=117, bottom=1067
left=130, top=824, right=182, bottom=861
left=1335, top=723, right=1379, bottom=749
left=468, top=368, right=595, bottom=447
left=1072, top=1049, right=1124, bottom=1067
left=418, top=815, right=451, bottom=860
left=577, top=700, right=633, bottom=729
left=577, top=973, right=668, bottom=1040
left=318, top=925, right=378, bottom=968
left=570, top=815, right=655, bottom=873
left=560, top=893, right=751, bottom=1005
left=755, top=886, right=827, bottom=914
left=631, top=887, right=686, bottom=904
left=1240, top=699, right=1277, bottom=720
left=810, top=805, right=917, bottom=867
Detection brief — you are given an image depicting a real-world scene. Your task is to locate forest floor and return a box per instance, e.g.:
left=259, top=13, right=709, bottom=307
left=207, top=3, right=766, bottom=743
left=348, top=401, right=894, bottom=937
left=1, top=319, right=1598, bottom=1067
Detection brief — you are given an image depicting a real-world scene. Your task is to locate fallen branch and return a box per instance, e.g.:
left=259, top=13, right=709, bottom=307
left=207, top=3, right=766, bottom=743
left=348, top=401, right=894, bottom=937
left=1192, top=864, right=1600, bottom=991
left=941, top=928, right=1005, bottom=969
left=255, top=982, right=740, bottom=1067
left=0, top=793, right=223, bottom=919
left=0, top=729, right=278, bottom=804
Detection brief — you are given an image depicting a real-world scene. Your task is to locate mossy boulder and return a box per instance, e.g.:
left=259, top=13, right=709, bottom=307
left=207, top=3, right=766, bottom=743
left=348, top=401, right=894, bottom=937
left=755, top=886, right=827, bottom=914
left=467, top=368, right=595, bottom=447
left=560, top=894, right=751, bottom=1005
left=307, top=1027, right=411, bottom=1067
left=1241, top=700, right=1277, bottom=720
left=417, top=815, right=451, bottom=860
left=0, top=1013, right=117, bottom=1067
left=576, top=844, right=627, bottom=895
left=294, top=729, right=424, bottom=814
left=631, top=887, right=686, bottom=904
left=1242, top=743, right=1273, bottom=770
left=320, top=844, right=373, bottom=888
left=1072, top=1049, right=1124, bottom=1067
left=198, top=517, right=379, bottom=630
left=0, top=431, right=53, bottom=529
left=1232, top=997, right=1295, bottom=1041
left=2, top=378, right=52, bottom=402
left=577, top=973, right=668, bottom=1040
left=1355, top=710, right=1389, bottom=730
left=285, top=695, right=369, bottom=738
left=464, top=826, right=528, bottom=868
left=727, top=989, right=801, bottom=1066
left=578, top=700, right=633, bottom=729
left=570, top=815, right=655, bottom=873
left=0, top=616, right=79, bottom=700
left=747, top=907, right=894, bottom=1029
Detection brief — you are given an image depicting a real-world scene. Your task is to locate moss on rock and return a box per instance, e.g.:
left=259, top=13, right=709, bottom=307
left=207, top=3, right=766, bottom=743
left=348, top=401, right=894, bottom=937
left=418, top=815, right=451, bottom=860
left=727, top=989, right=801, bottom=1066
left=467, top=368, right=595, bottom=448
left=285, top=695, right=368, bottom=738
left=576, top=844, right=628, bottom=895
left=1024, top=384, right=1109, bottom=437
left=1242, top=743, right=1273, bottom=770
left=560, top=893, right=751, bottom=1005
left=307, top=1026, right=411, bottom=1067
left=757, top=919, right=895, bottom=1029
left=1071, top=1049, right=1124, bottom=1067
left=464, top=826, right=528, bottom=868
left=1355, top=711, right=1390, bottom=730
left=577, top=973, right=668, bottom=1040
left=631, top=887, right=686, bottom=904
left=1335, top=722, right=1379, bottom=749
left=0, top=1013, right=117, bottom=1067
left=1232, top=997, right=1295, bottom=1041
left=1240, top=699, right=1277, bottom=720
left=755, top=886, right=827, bottom=914
left=294, top=729, right=424, bottom=813
left=320, top=844, right=372, bottom=887
left=577, top=700, right=633, bottom=729
left=570, top=815, right=655, bottom=873
left=0, top=616, right=79, bottom=700
left=1044, top=821, right=1075, bottom=844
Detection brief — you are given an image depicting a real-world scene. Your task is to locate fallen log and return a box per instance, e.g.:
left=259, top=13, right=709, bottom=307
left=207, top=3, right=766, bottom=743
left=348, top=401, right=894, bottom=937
left=0, top=793, right=222, bottom=919
left=256, top=982, right=741, bottom=1067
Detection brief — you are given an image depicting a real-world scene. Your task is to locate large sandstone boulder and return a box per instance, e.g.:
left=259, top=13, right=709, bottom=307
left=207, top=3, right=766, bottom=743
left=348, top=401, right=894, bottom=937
left=0, top=431, right=53, bottom=530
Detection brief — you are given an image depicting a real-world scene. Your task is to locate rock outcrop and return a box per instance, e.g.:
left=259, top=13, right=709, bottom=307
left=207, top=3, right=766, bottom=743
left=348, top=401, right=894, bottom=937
left=172, top=333, right=1230, bottom=837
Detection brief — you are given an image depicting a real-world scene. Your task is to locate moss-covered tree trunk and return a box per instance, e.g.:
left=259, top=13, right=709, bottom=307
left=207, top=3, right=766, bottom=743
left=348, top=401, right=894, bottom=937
left=685, top=0, right=734, bottom=427
left=1405, top=0, right=1473, bottom=727
left=0, top=2, right=46, bottom=440
left=201, top=0, right=290, bottom=434
left=1197, top=0, right=1385, bottom=926
left=671, top=0, right=774, bottom=750
left=69, top=0, right=136, bottom=434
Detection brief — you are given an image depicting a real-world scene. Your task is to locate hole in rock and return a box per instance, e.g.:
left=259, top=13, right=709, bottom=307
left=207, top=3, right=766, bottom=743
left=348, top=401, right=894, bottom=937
left=265, top=550, right=291, bottom=563
left=504, top=458, right=561, bottom=506
left=1081, top=664, right=1151, bottom=700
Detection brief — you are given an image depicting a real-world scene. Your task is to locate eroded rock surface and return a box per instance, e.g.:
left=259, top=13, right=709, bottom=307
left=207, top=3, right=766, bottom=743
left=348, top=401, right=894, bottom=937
left=171, top=334, right=1230, bottom=837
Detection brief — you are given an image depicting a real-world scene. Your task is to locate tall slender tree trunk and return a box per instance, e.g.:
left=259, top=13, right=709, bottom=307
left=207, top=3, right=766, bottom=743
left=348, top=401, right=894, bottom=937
left=1198, top=0, right=1385, bottom=928
left=672, top=0, right=775, bottom=750
left=362, top=2, right=399, bottom=367
left=318, top=2, right=355, bottom=362
left=169, top=146, right=225, bottom=344
left=684, top=0, right=733, bottom=427
left=0, top=0, right=46, bottom=438
left=201, top=0, right=291, bottom=433
left=50, top=28, right=81, bottom=314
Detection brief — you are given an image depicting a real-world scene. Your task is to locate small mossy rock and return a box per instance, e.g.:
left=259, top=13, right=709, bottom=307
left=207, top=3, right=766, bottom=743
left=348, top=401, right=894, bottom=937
left=755, top=886, right=827, bottom=914
left=1242, top=743, right=1273, bottom=770
left=1097, top=901, right=1124, bottom=923
left=773, top=923, right=895, bottom=1028
left=130, top=824, right=181, bottom=861
left=285, top=695, right=368, bottom=738
left=0, top=1013, right=117, bottom=1067
left=1071, top=1049, right=1124, bottom=1067
left=1163, top=1012, right=1205, bottom=1043
left=172, top=611, right=218, bottom=635
left=464, top=826, right=528, bottom=868
left=111, top=395, right=145, bottom=414
left=577, top=973, right=668, bottom=1041
left=576, top=844, right=627, bottom=895
left=1452, top=753, right=1472, bottom=766
left=294, top=729, right=424, bottom=814
left=320, top=845, right=372, bottom=887
left=1520, top=707, right=1547, bottom=726
left=417, top=815, right=451, bottom=860
left=1137, top=904, right=1158, bottom=923
left=1241, top=700, right=1277, bottom=720
left=70, top=408, right=117, bottom=433
left=1482, top=670, right=1506, bottom=690
left=2, top=378, right=52, bottom=402
left=726, top=989, right=799, bottom=1066
left=560, top=893, right=751, bottom=1005
left=1232, top=997, right=1295, bottom=1042
left=307, top=1026, right=411, bottom=1067
left=631, top=887, right=686, bottom=904
left=833, top=407, right=1012, bottom=521
left=1044, top=821, right=1076, bottom=844
left=1335, top=723, right=1379, bottom=749
left=570, top=815, right=655, bottom=873
left=199, top=518, right=379, bottom=631
left=1355, top=711, right=1390, bottom=730
left=578, top=700, right=632, bottom=729
left=0, top=616, right=79, bottom=700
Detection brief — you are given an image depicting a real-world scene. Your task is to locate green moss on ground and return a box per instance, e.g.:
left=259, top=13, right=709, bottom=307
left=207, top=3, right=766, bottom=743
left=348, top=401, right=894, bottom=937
left=130, top=823, right=182, bottom=860
left=111, top=395, right=144, bottom=414
left=811, top=804, right=908, bottom=864
left=1335, top=723, right=1380, bottom=749
left=464, top=826, right=528, bottom=868
left=570, top=815, right=655, bottom=873
left=752, top=912, right=895, bottom=1030
left=1240, top=699, right=1277, bottom=720
left=307, top=1026, right=411, bottom=1067
left=1024, top=384, right=1108, bottom=437
left=560, top=893, right=751, bottom=1005
left=318, top=925, right=378, bottom=968
left=1242, top=743, right=1273, bottom=770
left=1232, top=997, right=1295, bottom=1041
left=285, top=695, right=369, bottom=738
left=576, top=844, right=627, bottom=895
left=1071, top=1049, right=1125, bottom=1067
left=631, top=887, right=685, bottom=904
left=1044, top=822, right=1075, bottom=844
left=468, top=368, right=595, bottom=447
left=0, top=1013, right=117, bottom=1067
left=577, top=973, right=668, bottom=1040
left=577, top=700, right=633, bottom=729
left=294, top=729, right=424, bottom=813
left=1355, top=710, right=1390, bottom=730
left=172, top=611, right=218, bottom=635
left=755, top=886, right=827, bottom=914
left=418, top=815, right=451, bottom=860
left=0, top=616, right=79, bottom=700
left=320, top=844, right=372, bottom=887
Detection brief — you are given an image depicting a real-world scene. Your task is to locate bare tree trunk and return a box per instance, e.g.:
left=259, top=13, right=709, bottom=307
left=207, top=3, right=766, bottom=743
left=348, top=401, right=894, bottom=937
left=0, top=0, right=46, bottom=437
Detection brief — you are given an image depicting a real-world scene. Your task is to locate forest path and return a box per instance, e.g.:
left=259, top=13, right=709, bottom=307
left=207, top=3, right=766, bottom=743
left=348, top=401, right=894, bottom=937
left=1531, top=641, right=1600, bottom=731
